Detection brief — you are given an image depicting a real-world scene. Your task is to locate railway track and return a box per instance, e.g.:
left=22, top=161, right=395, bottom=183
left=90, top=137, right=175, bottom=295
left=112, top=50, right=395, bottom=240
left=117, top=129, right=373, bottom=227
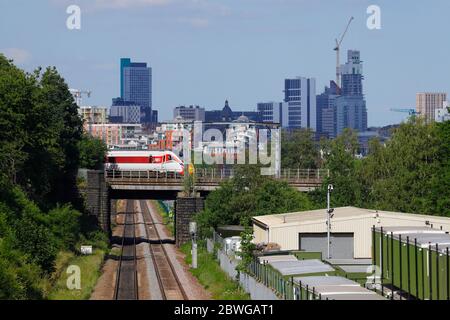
left=114, top=200, right=139, bottom=300
left=140, top=200, right=188, bottom=300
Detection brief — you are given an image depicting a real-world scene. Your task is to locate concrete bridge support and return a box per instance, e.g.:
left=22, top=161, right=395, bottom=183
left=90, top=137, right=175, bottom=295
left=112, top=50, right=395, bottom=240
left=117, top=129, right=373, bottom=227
left=175, top=195, right=204, bottom=247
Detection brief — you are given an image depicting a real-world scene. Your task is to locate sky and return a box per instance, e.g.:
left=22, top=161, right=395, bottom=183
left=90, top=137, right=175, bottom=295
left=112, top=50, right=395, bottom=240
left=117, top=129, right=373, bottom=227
left=0, top=0, right=449, bottom=126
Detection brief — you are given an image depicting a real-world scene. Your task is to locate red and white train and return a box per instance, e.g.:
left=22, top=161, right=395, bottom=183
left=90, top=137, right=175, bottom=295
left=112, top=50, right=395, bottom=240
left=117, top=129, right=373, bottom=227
left=105, top=150, right=185, bottom=174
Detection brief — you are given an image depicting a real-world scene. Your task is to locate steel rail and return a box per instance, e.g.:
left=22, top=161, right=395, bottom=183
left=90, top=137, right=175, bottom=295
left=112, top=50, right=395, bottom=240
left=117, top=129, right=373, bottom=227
left=140, top=200, right=188, bottom=300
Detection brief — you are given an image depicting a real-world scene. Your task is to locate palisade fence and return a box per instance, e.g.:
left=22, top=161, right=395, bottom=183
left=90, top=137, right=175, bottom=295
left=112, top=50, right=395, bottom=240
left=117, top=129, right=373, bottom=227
left=210, top=230, right=325, bottom=300
left=247, top=258, right=324, bottom=300
left=373, top=226, right=450, bottom=300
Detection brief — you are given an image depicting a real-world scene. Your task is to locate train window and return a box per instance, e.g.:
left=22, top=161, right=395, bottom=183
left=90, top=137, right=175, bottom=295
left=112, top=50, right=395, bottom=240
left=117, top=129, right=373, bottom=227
left=149, top=156, right=153, bottom=163
left=167, top=155, right=172, bottom=161
left=151, top=156, right=163, bottom=164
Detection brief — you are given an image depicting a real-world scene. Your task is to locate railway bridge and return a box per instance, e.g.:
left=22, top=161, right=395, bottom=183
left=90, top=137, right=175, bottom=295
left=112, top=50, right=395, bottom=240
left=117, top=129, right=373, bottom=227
left=84, top=168, right=328, bottom=246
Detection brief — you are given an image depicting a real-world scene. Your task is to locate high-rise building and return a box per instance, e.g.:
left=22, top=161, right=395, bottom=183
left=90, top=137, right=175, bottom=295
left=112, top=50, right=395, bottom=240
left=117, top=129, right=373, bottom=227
left=173, top=105, right=206, bottom=122
left=283, top=77, right=316, bottom=130
left=435, top=101, right=450, bottom=123
left=120, top=58, right=152, bottom=124
left=334, top=50, right=367, bottom=136
left=78, top=106, right=108, bottom=125
left=340, top=50, right=364, bottom=96
left=315, top=50, right=368, bottom=138
left=257, top=102, right=283, bottom=124
left=416, top=92, right=447, bottom=122
left=316, top=81, right=340, bottom=138
left=335, top=96, right=368, bottom=137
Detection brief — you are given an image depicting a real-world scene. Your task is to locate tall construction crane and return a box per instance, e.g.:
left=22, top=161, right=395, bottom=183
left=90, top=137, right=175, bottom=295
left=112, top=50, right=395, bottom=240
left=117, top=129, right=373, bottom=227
left=334, top=16, right=354, bottom=88
left=69, top=89, right=92, bottom=106
left=390, top=108, right=421, bottom=116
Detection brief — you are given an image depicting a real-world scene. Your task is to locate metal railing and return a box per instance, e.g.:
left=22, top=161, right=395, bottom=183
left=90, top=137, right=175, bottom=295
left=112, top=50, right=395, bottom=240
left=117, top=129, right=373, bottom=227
left=104, top=168, right=329, bottom=186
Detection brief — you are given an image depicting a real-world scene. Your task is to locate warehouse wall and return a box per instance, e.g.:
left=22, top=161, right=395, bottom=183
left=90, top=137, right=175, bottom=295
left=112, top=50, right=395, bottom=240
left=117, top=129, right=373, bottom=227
left=255, top=211, right=450, bottom=259
left=269, top=215, right=375, bottom=258
left=253, top=224, right=268, bottom=244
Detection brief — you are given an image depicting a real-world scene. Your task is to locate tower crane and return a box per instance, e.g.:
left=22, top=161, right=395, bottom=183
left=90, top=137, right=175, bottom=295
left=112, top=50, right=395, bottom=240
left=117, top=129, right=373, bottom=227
left=334, top=16, right=354, bottom=88
left=390, top=108, right=421, bottom=116
left=69, top=89, right=92, bottom=106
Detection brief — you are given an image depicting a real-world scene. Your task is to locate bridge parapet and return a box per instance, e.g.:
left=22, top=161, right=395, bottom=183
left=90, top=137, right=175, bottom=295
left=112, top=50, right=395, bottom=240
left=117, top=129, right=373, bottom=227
left=105, top=168, right=328, bottom=190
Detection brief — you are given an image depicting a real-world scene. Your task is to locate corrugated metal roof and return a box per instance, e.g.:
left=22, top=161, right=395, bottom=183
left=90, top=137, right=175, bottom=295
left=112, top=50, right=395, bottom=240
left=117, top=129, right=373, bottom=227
left=295, top=276, right=385, bottom=300
left=376, top=226, right=445, bottom=234
left=253, top=206, right=374, bottom=228
left=269, top=259, right=334, bottom=276
left=323, top=292, right=385, bottom=300
left=258, top=255, right=298, bottom=264
left=338, top=265, right=372, bottom=273
left=294, top=276, right=358, bottom=287
left=253, top=207, right=450, bottom=229
left=325, top=259, right=373, bottom=265
left=378, top=228, right=450, bottom=250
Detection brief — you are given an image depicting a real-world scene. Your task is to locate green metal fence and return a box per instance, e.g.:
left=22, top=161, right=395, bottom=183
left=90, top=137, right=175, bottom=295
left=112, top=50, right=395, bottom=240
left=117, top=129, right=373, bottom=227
left=248, top=257, right=324, bottom=300
left=373, top=226, right=450, bottom=300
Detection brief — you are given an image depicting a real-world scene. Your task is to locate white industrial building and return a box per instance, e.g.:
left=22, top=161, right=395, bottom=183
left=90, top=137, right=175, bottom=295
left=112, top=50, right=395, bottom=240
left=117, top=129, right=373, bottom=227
left=252, top=207, right=450, bottom=259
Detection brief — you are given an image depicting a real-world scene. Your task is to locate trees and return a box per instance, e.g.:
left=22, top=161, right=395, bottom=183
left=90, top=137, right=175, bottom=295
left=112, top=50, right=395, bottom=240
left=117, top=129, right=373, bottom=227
left=315, top=119, right=450, bottom=216
left=281, top=129, right=320, bottom=169
left=0, top=55, right=83, bottom=209
left=78, top=134, right=107, bottom=170
left=366, top=118, right=448, bottom=215
left=196, top=165, right=313, bottom=236
left=315, top=128, right=363, bottom=208
left=0, top=54, right=107, bottom=299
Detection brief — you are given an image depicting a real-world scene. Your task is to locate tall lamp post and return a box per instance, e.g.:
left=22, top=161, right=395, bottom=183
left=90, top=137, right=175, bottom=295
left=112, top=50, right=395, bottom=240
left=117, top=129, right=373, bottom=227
left=327, top=184, right=334, bottom=260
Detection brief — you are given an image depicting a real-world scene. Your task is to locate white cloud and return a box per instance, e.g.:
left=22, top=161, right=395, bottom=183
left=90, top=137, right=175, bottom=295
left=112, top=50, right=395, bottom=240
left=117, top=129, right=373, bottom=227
left=0, top=48, right=32, bottom=65
left=92, top=0, right=171, bottom=9
left=186, top=17, right=209, bottom=28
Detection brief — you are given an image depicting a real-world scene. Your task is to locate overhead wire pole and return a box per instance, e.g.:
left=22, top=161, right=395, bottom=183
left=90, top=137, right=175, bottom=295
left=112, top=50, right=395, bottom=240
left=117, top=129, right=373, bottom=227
left=334, top=17, right=354, bottom=88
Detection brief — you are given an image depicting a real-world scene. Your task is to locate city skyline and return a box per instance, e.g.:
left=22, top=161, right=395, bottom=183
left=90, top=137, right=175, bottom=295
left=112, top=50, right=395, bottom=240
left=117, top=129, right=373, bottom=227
left=1, top=0, right=450, bottom=126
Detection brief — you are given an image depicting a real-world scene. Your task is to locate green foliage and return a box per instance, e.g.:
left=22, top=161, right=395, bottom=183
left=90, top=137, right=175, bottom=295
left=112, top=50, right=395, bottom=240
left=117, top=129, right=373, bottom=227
left=236, top=227, right=256, bottom=273
left=78, top=134, right=107, bottom=170
left=281, top=129, right=320, bottom=169
left=316, top=128, right=363, bottom=208
left=181, top=242, right=250, bottom=300
left=315, top=120, right=450, bottom=216
left=38, top=206, right=82, bottom=251
left=13, top=217, right=58, bottom=273
left=196, top=165, right=313, bottom=236
left=0, top=55, right=109, bottom=299
left=0, top=54, right=83, bottom=209
left=364, top=118, right=447, bottom=215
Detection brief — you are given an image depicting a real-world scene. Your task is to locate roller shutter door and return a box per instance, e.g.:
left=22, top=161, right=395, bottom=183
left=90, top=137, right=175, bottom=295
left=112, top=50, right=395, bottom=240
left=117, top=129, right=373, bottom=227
left=299, top=233, right=354, bottom=259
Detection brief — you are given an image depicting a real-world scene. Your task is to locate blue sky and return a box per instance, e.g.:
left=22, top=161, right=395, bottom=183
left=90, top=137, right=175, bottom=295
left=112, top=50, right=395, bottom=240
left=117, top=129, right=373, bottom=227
left=0, top=0, right=449, bottom=125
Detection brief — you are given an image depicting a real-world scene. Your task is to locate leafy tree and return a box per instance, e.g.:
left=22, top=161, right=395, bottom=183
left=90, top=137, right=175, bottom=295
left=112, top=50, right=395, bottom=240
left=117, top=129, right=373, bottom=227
left=0, top=55, right=108, bottom=299
left=281, top=129, right=320, bottom=169
left=316, top=128, right=363, bottom=208
left=196, top=165, right=312, bottom=236
left=78, top=134, right=107, bottom=170
left=366, top=118, right=445, bottom=215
